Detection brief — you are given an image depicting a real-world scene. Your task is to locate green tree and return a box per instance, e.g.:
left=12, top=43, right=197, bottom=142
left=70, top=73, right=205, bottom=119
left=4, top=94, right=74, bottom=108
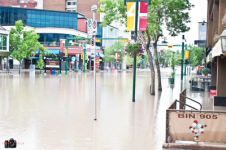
left=98, top=0, right=193, bottom=95
left=37, top=54, right=45, bottom=70
left=188, top=45, right=204, bottom=66
left=143, top=55, right=149, bottom=66
left=126, top=54, right=141, bottom=66
left=103, top=41, right=125, bottom=63
left=9, top=20, right=47, bottom=73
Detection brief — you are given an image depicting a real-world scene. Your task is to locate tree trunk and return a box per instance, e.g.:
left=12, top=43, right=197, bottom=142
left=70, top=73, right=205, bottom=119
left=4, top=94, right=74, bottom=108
left=153, top=44, right=162, bottom=91
left=146, top=49, right=155, bottom=95
left=138, top=31, right=155, bottom=95
left=19, top=62, right=21, bottom=74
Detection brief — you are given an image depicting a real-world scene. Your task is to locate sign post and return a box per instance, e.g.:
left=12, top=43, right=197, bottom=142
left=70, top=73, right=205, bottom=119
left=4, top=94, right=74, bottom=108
left=83, top=43, right=86, bottom=73
left=124, top=0, right=150, bottom=103
left=91, top=5, right=97, bottom=121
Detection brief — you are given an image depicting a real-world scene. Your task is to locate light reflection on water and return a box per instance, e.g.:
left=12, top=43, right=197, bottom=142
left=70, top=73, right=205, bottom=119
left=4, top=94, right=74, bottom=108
left=0, top=70, right=209, bottom=150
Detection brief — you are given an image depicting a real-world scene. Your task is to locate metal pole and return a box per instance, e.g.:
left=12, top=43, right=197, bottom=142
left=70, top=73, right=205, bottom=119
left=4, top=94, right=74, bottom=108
left=184, top=44, right=187, bottom=76
left=93, top=10, right=97, bottom=121
left=66, top=37, right=68, bottom=75
left=181, top=35, right=184, bottom=80
left=132, top=0, right=139, bottom=102
left=83, top=45, right=86, bottom=73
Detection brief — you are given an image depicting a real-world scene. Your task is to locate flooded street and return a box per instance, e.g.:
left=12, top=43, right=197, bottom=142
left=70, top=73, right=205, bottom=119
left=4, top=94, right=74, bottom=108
left=0, top=69, right=211, bottom=150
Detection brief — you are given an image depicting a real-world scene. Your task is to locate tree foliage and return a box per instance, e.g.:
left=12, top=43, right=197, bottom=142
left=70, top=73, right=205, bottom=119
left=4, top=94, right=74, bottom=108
left=37, top=54, right=45, bottom=70
left=98, top=0, right=193, bottom=93
left=9, top=20, right=47, bottom=72
left=103, top=41, right=125, bottom=63
left=188, top=45, right=204, bottom=67
left=125, top=54, right=141, bottom=66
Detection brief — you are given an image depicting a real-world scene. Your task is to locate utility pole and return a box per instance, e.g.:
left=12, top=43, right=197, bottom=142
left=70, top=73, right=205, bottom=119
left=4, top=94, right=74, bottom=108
left=91, top=5, right=97, bottom=121
left=83, top=44, right=86, bottom=73
left=181, top=35, right=184, bottom=80
left=65, top=37, right=68, bottom=75
left=184, top=44, right=187, bottom=76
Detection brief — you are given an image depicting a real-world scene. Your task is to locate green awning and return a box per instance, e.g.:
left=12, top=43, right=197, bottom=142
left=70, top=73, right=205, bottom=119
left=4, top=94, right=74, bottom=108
left=0, top=51, right=10, bottom=56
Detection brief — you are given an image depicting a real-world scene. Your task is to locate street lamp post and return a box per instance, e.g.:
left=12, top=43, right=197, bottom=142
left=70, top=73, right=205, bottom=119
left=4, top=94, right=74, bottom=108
left=184, top=44, right=187, bottom=76
left=124, top=0, right=150, bottom=102
left=181, top=35, right=185, bottom=80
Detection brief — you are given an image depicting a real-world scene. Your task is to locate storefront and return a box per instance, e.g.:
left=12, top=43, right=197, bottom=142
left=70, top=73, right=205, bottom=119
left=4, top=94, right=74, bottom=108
left=0, top=26, right=10, bottom=71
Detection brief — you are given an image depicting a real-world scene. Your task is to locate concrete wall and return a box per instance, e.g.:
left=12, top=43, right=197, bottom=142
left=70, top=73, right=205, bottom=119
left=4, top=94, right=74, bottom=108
left=212, top=2, right=219, bottom=46
left=218, top=0, right=226, bottom=35
left=211, top=60, right=217, bottom=86
left=77, top=19, right=87, bottom=33
left=216, top=57, right=226, bottom=96
left=37, top=0, right=43, bottom=9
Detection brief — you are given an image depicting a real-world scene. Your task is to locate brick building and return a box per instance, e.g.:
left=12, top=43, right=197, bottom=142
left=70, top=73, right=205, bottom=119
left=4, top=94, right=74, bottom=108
left=206, top=0, right=226, bottom=102
left=40, top=0, right=100, bottom=21
left=1, top=0, right=37, bottom=8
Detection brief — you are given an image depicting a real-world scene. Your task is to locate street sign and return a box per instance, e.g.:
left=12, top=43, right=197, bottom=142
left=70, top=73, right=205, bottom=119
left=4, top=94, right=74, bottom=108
left=92, top=20, right=97, bottom=35
left=91, top=38, right=96, bottom=57
left=87, top=19, right=93, bottom=37
left=91, top=5, right=97, bottom=12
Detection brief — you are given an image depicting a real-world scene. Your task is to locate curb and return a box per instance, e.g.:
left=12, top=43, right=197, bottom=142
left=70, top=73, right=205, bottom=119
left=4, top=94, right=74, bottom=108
left=163, top=143, right=226, bottom=150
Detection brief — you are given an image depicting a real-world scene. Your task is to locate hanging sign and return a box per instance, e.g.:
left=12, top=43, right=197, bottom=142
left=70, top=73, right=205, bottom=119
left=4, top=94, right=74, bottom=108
left=127, top=2, right=135, bottom=31
left=115, top=53, right=118, bottom=59
left=138, top=1, right=148, bottom=31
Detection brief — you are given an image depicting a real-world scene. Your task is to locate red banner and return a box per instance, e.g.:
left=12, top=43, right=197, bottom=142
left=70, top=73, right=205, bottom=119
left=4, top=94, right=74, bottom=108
left=139, top=2, right=148, bottom=31
left=118, top=53, right=120, bottom=60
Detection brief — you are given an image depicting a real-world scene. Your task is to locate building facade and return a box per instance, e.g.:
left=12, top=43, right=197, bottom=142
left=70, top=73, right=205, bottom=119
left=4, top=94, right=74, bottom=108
left=0, top=26, right=10, bottom=71
left=38, top=0, right=100, bottom=21
left=1, top=0, right=37, bottom=8
left=206, top=0, right=226, bottom=101
left=0, top=6, right=104, bottom=70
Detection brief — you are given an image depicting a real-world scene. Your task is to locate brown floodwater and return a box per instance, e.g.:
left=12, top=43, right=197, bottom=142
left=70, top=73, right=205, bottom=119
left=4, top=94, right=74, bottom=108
left=0, top=70, right=211, bottom=150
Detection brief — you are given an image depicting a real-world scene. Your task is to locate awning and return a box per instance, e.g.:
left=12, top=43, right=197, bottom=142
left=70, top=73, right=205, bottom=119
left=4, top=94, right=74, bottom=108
left=212, top=40, right=223, bottom=58
left=47, top=49, right=60, bottom=55
left=0, top=51, right=10, bottom=56
left=206, top=51, right=212, bottom=63
left=85, top=52, right=104, bottom=57
left=35, top=50, right=40, bottom=54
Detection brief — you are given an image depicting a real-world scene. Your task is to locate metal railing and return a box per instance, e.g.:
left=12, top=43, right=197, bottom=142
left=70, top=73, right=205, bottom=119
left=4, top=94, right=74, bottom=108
left=180, top=95, right=202, bottom=110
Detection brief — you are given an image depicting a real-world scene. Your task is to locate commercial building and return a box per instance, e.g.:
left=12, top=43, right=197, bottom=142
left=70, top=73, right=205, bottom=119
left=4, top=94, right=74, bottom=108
left=206, top=0, right=226, bottom=101
left=0, top=26, right=10, bottom=71
left=0, top=6, right=130, bottom=70
left=38, top=0, right=100, bottom=21
left=1, top=0, right=37, bottom=8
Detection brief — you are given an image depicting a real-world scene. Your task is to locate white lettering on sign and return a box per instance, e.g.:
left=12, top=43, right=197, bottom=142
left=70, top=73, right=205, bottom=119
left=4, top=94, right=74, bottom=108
left=127, top=3, right=135, bottom=17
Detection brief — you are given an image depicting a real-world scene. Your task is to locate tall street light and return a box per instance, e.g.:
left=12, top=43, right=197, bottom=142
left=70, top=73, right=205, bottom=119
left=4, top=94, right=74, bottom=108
left=181, top=35, right=185, bottom=80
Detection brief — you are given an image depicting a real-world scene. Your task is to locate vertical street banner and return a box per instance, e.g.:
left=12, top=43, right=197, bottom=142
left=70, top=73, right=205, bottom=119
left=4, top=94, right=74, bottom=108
left=127, top=2, right=135, bottom=31
left=138, top=1, right=148, bottom=31
left=115, top=53, right=118, bottom=59
left=198, top=22, right=207, bottom=47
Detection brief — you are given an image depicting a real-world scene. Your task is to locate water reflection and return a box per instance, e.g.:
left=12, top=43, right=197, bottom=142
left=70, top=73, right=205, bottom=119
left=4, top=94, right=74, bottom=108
left=0, top=71, right=210, bottom=150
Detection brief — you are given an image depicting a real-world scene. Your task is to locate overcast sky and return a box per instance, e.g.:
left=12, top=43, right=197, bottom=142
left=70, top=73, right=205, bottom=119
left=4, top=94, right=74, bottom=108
left=159, top=0, right=207, bottom=51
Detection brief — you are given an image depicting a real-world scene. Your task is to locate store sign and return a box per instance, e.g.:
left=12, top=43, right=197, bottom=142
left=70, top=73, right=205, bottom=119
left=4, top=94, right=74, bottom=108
left=169, top=112, right=226, bottom=142
left=46, top=60, right=60, bottom=68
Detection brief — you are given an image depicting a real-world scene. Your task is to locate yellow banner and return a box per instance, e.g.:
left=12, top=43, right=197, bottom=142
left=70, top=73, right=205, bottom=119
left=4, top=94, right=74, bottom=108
left=127, top=2, right=135, bottom=31
left=115, top=53, right=117, bottom=59
left=184, top=50, right=189, bottom=59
